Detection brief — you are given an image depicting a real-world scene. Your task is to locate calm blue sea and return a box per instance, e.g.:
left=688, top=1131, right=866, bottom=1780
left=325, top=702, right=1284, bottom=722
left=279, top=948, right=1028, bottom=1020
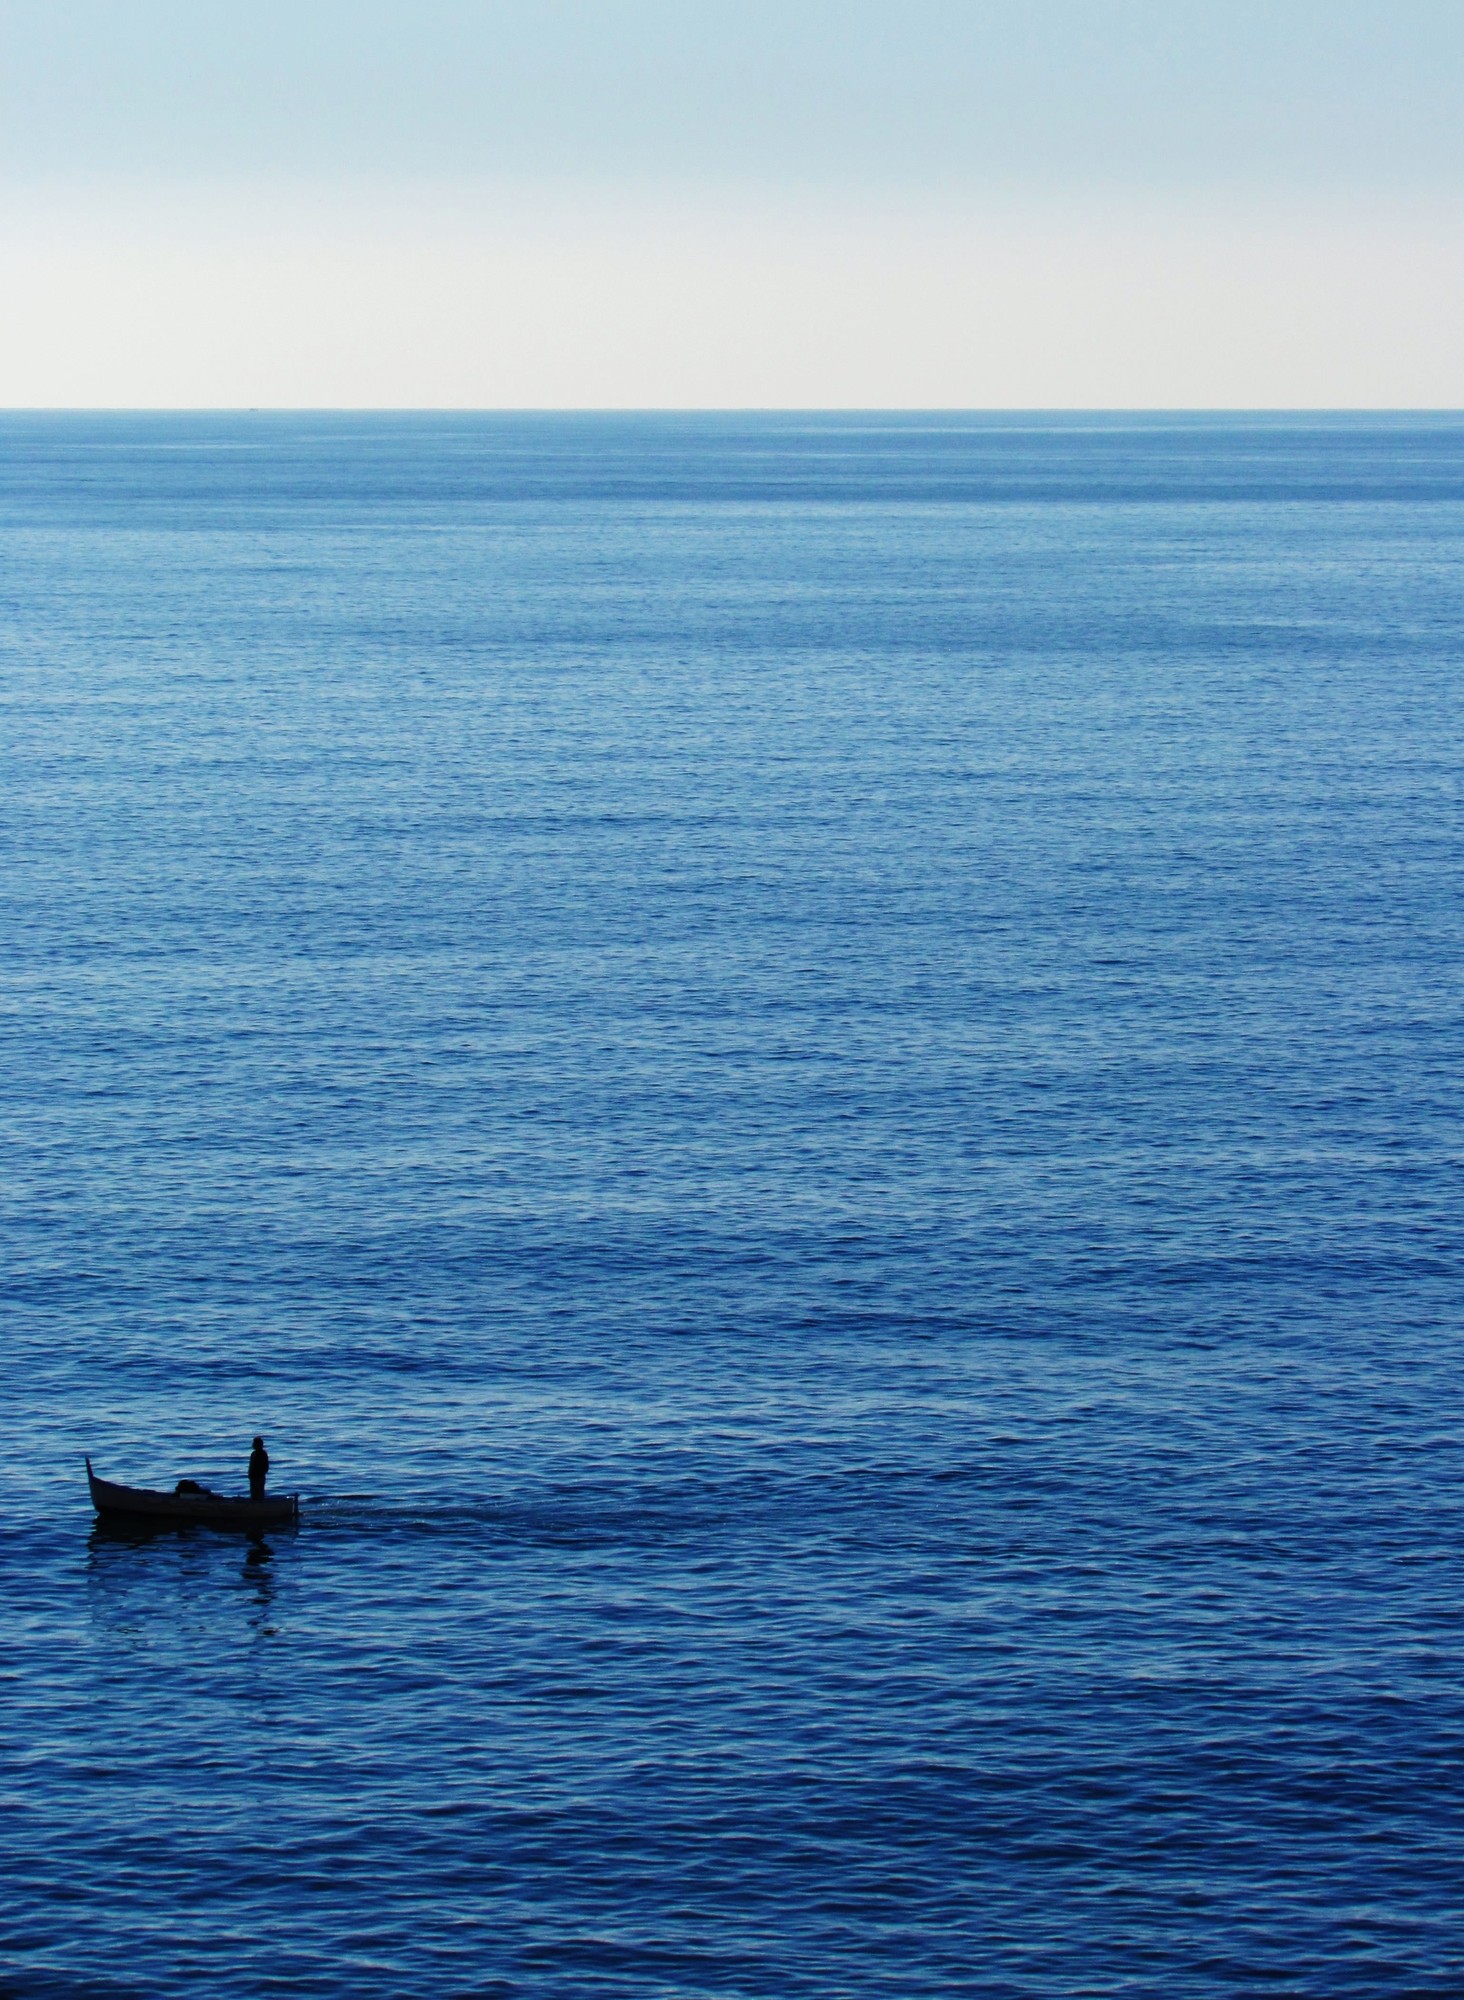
left=3, top=412, right=1463, bottom=1998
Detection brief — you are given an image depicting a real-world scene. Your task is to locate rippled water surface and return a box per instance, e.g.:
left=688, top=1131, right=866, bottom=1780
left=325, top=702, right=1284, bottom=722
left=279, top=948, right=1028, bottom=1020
left=3, top=413, right=1463, bottom=1997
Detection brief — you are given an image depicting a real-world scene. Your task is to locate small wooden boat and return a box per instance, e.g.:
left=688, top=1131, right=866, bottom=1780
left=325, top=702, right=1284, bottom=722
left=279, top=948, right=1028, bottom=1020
left=86, top=1457, right=299, bottom=1532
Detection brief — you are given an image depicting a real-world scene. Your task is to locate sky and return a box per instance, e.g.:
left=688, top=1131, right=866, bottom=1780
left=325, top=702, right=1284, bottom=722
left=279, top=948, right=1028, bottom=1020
left=1, top=0, right=1461, bottom=406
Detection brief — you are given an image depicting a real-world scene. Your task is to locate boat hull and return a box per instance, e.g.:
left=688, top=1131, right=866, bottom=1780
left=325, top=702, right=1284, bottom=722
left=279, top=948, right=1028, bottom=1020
left=86, top=1459, right=299, bottom=1532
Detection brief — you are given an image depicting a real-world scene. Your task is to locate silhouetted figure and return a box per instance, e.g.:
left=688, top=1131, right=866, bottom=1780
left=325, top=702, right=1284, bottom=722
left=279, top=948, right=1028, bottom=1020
left=248, top=1435, right=269, bottom=1501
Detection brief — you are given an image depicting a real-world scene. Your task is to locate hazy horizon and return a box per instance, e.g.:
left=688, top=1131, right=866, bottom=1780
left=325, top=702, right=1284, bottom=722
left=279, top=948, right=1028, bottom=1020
left=2, top=3, right=1462, bottom=407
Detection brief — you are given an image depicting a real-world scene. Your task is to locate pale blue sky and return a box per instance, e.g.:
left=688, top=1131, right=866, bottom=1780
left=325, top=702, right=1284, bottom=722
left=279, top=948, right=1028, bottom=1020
left=1, top=3, right=1461, bottom=404
left=4, top=1, right=1464, bottom=188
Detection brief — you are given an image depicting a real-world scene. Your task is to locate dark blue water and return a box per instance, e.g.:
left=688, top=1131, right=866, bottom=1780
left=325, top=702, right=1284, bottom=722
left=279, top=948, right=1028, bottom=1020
left=3, top=413, right=1462, bottom=1998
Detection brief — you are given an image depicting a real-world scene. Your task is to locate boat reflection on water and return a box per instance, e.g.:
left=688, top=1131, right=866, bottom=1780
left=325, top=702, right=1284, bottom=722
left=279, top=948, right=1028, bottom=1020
left=242, top=1537, right=277, bottom=1625
left=88, top=1514, right=204, bottom=1550
left=88, top=1520, right=292, bottom=1552
left=86, top=1516, right=286, bottom=1638
left=87, top=1514, right=285, bottom=1555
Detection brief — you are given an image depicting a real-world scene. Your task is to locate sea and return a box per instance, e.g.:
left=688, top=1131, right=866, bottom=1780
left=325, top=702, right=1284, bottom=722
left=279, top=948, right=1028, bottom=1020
left=2, top=412, right=1462, bottom=1998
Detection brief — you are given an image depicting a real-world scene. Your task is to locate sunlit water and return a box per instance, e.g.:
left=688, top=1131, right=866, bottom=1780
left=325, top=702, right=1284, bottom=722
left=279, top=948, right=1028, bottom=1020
left=3, top=414, right=1462, bottom=1997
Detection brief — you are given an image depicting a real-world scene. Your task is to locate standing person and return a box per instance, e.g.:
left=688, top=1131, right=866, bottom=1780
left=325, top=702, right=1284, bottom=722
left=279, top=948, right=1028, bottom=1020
left=248, top=1435, right=269, bottom=1501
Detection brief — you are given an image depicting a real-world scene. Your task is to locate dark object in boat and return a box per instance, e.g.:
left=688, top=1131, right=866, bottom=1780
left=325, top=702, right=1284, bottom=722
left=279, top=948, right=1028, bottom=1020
left=86, top=1457, right=299, bottom=1532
